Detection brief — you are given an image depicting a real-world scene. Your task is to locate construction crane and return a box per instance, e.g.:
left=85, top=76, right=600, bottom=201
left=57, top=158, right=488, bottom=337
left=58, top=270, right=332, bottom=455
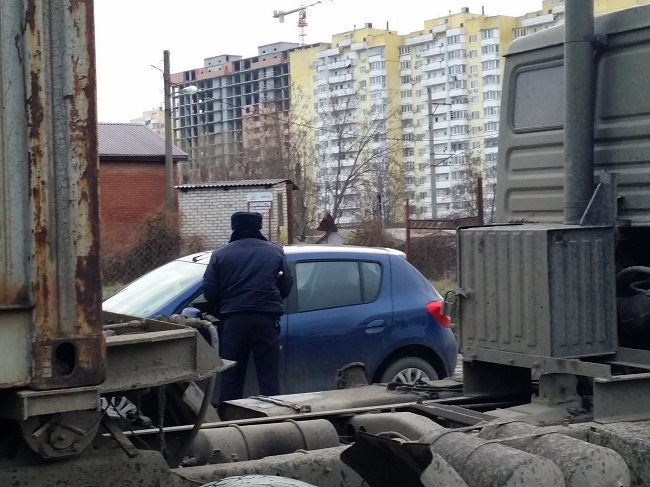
left=273, top=0, right=332, bottom=45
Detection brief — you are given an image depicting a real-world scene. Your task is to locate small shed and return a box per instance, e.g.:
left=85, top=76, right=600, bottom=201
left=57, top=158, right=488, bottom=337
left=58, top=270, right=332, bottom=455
left=176, top=179, right=297, bottom=248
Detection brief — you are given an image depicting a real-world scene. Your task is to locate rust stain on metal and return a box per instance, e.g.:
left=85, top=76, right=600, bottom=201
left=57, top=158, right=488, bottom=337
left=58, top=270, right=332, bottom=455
left=26, top=0, right=105, bottom=389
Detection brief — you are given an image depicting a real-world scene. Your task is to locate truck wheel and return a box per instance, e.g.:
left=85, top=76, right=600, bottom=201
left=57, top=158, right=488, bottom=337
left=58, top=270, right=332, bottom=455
left=201, top=475, right=318, bottom=486
left=380, top=357, right=438, bottom=385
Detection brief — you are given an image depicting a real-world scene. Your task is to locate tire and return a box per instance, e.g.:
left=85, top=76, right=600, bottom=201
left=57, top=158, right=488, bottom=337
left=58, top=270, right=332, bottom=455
left=380, top=357, right=439, bottom=385
left=201, top=476, right=318, bottom=487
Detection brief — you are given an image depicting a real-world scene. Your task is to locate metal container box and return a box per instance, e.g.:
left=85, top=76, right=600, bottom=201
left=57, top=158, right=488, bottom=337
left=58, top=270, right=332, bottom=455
left=0, top=0, right=103, bottom=389
left=459, top=224, right=616, bottom=358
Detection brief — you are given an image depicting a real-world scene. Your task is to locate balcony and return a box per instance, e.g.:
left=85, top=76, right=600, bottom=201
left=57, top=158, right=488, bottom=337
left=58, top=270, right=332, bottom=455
left=328, top=59, right=354, bottom=70
left=482, top=98, right=501, bottom=108
left=448, top=87, right=468, bottom=97
left=421, top=62, right=445, bottom=72
left=405, top=32, right=434, bottom=46
left=330, top=87, right=356, bottom=97
left=421, top=76, right=446, bottom=88
left=317, top=47, right=340, bottom=59
left=329, top=73, right=353, bottom=84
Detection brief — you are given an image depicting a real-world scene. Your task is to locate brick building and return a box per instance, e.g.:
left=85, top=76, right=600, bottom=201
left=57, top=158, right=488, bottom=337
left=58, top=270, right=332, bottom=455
left=98, top=123, right=188, bottom=253
left=177, top=179, right=296, bottom=249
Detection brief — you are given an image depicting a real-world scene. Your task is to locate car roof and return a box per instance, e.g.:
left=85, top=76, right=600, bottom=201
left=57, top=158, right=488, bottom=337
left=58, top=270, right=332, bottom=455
left=180, top=245, right=405, bottom=264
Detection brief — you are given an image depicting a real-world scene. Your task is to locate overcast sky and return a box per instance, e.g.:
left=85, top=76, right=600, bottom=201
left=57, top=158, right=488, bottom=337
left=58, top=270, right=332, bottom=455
left=94, top=0, right=543, bottom=122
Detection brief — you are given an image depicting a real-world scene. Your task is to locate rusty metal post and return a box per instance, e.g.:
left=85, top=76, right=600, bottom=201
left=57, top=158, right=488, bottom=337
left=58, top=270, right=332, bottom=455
left=22, top=0, right=105, bottom=389
left=286, top=183, right=295, bottom=244
left=405, top=199, right=411, bottom=261
left=476, top=176, right=484, bottom=225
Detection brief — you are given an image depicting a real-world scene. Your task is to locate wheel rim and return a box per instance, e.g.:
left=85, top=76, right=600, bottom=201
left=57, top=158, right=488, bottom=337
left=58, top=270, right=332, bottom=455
left=392, top=367, right=430, bottom=385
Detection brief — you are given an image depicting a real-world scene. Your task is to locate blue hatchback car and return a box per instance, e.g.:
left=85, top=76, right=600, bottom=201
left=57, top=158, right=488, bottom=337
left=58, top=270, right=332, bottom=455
left=103, top=246, right=457, bottom=394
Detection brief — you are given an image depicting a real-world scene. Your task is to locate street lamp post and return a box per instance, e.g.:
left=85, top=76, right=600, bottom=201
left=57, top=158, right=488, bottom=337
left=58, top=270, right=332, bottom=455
left=427, top=87, right=451, bottom=219
left=163, top=50, right=174, bottom=210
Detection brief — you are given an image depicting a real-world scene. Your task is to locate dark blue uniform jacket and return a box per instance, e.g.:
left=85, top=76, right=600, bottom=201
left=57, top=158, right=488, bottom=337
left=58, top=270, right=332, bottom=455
left=203, top=238, right=293, bottom=317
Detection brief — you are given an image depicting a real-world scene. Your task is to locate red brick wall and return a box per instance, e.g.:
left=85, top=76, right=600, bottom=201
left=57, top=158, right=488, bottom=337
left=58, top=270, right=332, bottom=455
left=99, top=160, right=175, bottom=253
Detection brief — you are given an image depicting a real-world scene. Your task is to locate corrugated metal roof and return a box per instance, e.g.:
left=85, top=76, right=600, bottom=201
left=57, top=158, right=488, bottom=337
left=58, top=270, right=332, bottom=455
left=98, top=123, right=188, bottom=160
left=176, top=179, right=296, bottom=189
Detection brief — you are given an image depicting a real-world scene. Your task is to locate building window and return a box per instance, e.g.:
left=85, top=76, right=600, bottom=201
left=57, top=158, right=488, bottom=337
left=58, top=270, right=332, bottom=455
left=451, top=142, right=468, bottom=151
left=469, top=34, right=477, bottom=43
left=481, top=28, right=498, bottom=40
left=400, top=60, right=411, bottom=69
left=469, top=65, right=478, bottom=75
left=448, top=49, right=464, bottom=60
left=484, top=106, right=500, bottom=117
left=448, top=64, right=466, bottom=75
left=468, top=50, right=478, bottom=58
left=399, top=46, right=411, bottom=55
left=484, top=121, right=499, bottom=132
left=513, top=27, right=526, bottom=38
left=369, top=60, right=386, bottom=71
left=370, top=75, right=386, bottom=85
left=481, top=59, right=500, bottom=70
left=401, top=75, right=412, bottom=85
left=401, top=104, right=413, bottom=113
left=447, top=34, right=461, bottom=45
left=485, top=137, right=498, bottom=148
left=483, top=90, right=501, bottom=101
left=482, top=74, right=501, bottom=85
left=403, top=147, right=415, bottom=156
left=481, top=44, right=500, bottom=55
left=449, top=80, right=467, bottom=90
left=401, top=89, right=412, bottom=99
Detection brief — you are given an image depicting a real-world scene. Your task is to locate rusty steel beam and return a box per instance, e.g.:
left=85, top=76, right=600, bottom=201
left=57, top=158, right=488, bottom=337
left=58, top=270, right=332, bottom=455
left=0, top=0, right=104, bottom=390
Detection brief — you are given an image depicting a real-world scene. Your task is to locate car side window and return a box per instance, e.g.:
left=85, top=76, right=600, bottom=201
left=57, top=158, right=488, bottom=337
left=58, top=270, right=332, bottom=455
left=296, top=260, right=381, bottom=312
left=360, top=261, right=382, bottom=302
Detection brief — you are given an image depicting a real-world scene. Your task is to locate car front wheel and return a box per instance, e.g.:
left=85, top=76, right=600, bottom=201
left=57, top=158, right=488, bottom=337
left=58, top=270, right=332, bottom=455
left=380, top=357, right=439, bottom=385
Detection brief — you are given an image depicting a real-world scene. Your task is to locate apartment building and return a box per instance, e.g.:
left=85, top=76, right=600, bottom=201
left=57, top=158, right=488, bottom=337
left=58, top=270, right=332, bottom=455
left=289, top=24, right=406, bottom=223
left=400, top=10, right=517, bottom=220
left=169, top=42, right=298, bottom=178
left=130, top=107, right=165, bottom=138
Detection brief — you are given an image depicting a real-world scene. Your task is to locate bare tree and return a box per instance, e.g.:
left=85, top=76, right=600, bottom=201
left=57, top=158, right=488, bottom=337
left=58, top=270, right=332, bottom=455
left=445, top=155, right=487, bottom=220
left=316, top=91, right=401, bottom=223
left=236, top=87, right=320, bottom=238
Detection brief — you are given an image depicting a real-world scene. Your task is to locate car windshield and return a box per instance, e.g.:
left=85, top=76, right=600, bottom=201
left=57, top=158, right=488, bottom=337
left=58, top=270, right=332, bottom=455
left=103, top=260, right=206, bottom=317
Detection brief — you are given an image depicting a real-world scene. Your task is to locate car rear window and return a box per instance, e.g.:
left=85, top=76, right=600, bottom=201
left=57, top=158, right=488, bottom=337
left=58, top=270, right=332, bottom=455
left=296, top=260, right=381, bottom=312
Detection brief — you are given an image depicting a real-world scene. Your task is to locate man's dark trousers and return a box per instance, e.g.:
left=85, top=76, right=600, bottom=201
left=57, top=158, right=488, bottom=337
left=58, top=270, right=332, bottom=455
left=218, top=312, right=280, bottom=403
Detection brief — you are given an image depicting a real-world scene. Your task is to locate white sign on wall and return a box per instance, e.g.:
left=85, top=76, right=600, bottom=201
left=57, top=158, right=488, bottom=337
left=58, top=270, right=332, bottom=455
left=247, top=192, right=273, bottom=203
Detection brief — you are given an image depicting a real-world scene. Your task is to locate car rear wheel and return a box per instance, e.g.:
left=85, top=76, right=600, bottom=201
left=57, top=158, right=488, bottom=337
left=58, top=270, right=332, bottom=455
left=380, top=357, right=438, bottom=385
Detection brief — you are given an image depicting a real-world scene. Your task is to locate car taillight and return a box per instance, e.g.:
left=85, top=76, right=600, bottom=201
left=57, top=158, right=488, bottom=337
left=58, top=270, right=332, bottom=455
left=426, top=300, right=451, bottom=328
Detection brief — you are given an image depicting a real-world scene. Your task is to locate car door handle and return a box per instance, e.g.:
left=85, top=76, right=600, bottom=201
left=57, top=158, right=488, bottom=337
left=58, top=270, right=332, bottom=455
left=365, top=319, right=386, bottom=332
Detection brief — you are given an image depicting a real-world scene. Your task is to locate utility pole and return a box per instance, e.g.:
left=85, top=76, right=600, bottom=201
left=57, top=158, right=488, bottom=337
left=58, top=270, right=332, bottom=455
left=427, top=89, right=451, bottom=219
left=163, top=50, right=174, bottom=210
left=427, top=87, right=437, bottom=219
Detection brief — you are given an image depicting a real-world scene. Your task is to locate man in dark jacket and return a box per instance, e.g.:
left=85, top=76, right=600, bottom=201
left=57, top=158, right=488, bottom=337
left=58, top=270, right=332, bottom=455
left=203, top=211, right=293, bottom=403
